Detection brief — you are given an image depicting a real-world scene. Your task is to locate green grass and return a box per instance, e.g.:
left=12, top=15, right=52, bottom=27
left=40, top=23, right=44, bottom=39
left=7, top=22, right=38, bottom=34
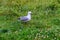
left=0, top=0, right=60, bottom=40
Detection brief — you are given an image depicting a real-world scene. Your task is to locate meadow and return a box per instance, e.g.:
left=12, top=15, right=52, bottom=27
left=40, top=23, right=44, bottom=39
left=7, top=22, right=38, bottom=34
left=0, top=0, right=60, bottom=40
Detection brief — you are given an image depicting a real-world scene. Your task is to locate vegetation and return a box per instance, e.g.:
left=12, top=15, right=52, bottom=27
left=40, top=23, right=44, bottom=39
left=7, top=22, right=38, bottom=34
left=0, top=0, right=60, bottom=40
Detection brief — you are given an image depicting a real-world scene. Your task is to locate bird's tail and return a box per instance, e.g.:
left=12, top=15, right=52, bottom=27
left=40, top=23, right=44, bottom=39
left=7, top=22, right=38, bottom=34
left=18, top=17, right=20, bottom=20
left=17, top=17, right=21, bottom=21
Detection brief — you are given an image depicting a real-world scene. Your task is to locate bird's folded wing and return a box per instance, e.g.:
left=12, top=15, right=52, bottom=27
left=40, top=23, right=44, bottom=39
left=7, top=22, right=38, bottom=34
left=20, top=17, right=28, bottom=21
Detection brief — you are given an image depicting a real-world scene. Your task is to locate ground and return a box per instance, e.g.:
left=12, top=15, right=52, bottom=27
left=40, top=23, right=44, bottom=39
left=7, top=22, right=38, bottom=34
left=0, top=0, right=60, bottom=40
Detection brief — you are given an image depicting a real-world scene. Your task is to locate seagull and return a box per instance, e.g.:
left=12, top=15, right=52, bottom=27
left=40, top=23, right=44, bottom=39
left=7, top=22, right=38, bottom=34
left=18, top=11, right=32, bottom=22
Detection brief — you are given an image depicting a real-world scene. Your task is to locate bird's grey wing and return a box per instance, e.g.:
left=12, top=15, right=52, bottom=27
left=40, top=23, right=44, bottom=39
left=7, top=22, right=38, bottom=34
left=20, top=16, right=28, bottom=21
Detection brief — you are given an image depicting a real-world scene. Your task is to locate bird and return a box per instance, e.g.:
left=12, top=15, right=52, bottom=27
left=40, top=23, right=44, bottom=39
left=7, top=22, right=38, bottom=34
left=18, top=11, right=32, bottom=22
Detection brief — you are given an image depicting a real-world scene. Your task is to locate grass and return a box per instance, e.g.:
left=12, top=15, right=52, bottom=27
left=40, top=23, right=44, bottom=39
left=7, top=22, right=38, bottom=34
left=0, top=0, right=60, bottom=40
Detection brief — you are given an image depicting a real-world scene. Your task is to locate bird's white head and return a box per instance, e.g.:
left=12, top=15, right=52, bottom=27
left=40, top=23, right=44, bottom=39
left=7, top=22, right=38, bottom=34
left=28, top=11, right=32, bottom=14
